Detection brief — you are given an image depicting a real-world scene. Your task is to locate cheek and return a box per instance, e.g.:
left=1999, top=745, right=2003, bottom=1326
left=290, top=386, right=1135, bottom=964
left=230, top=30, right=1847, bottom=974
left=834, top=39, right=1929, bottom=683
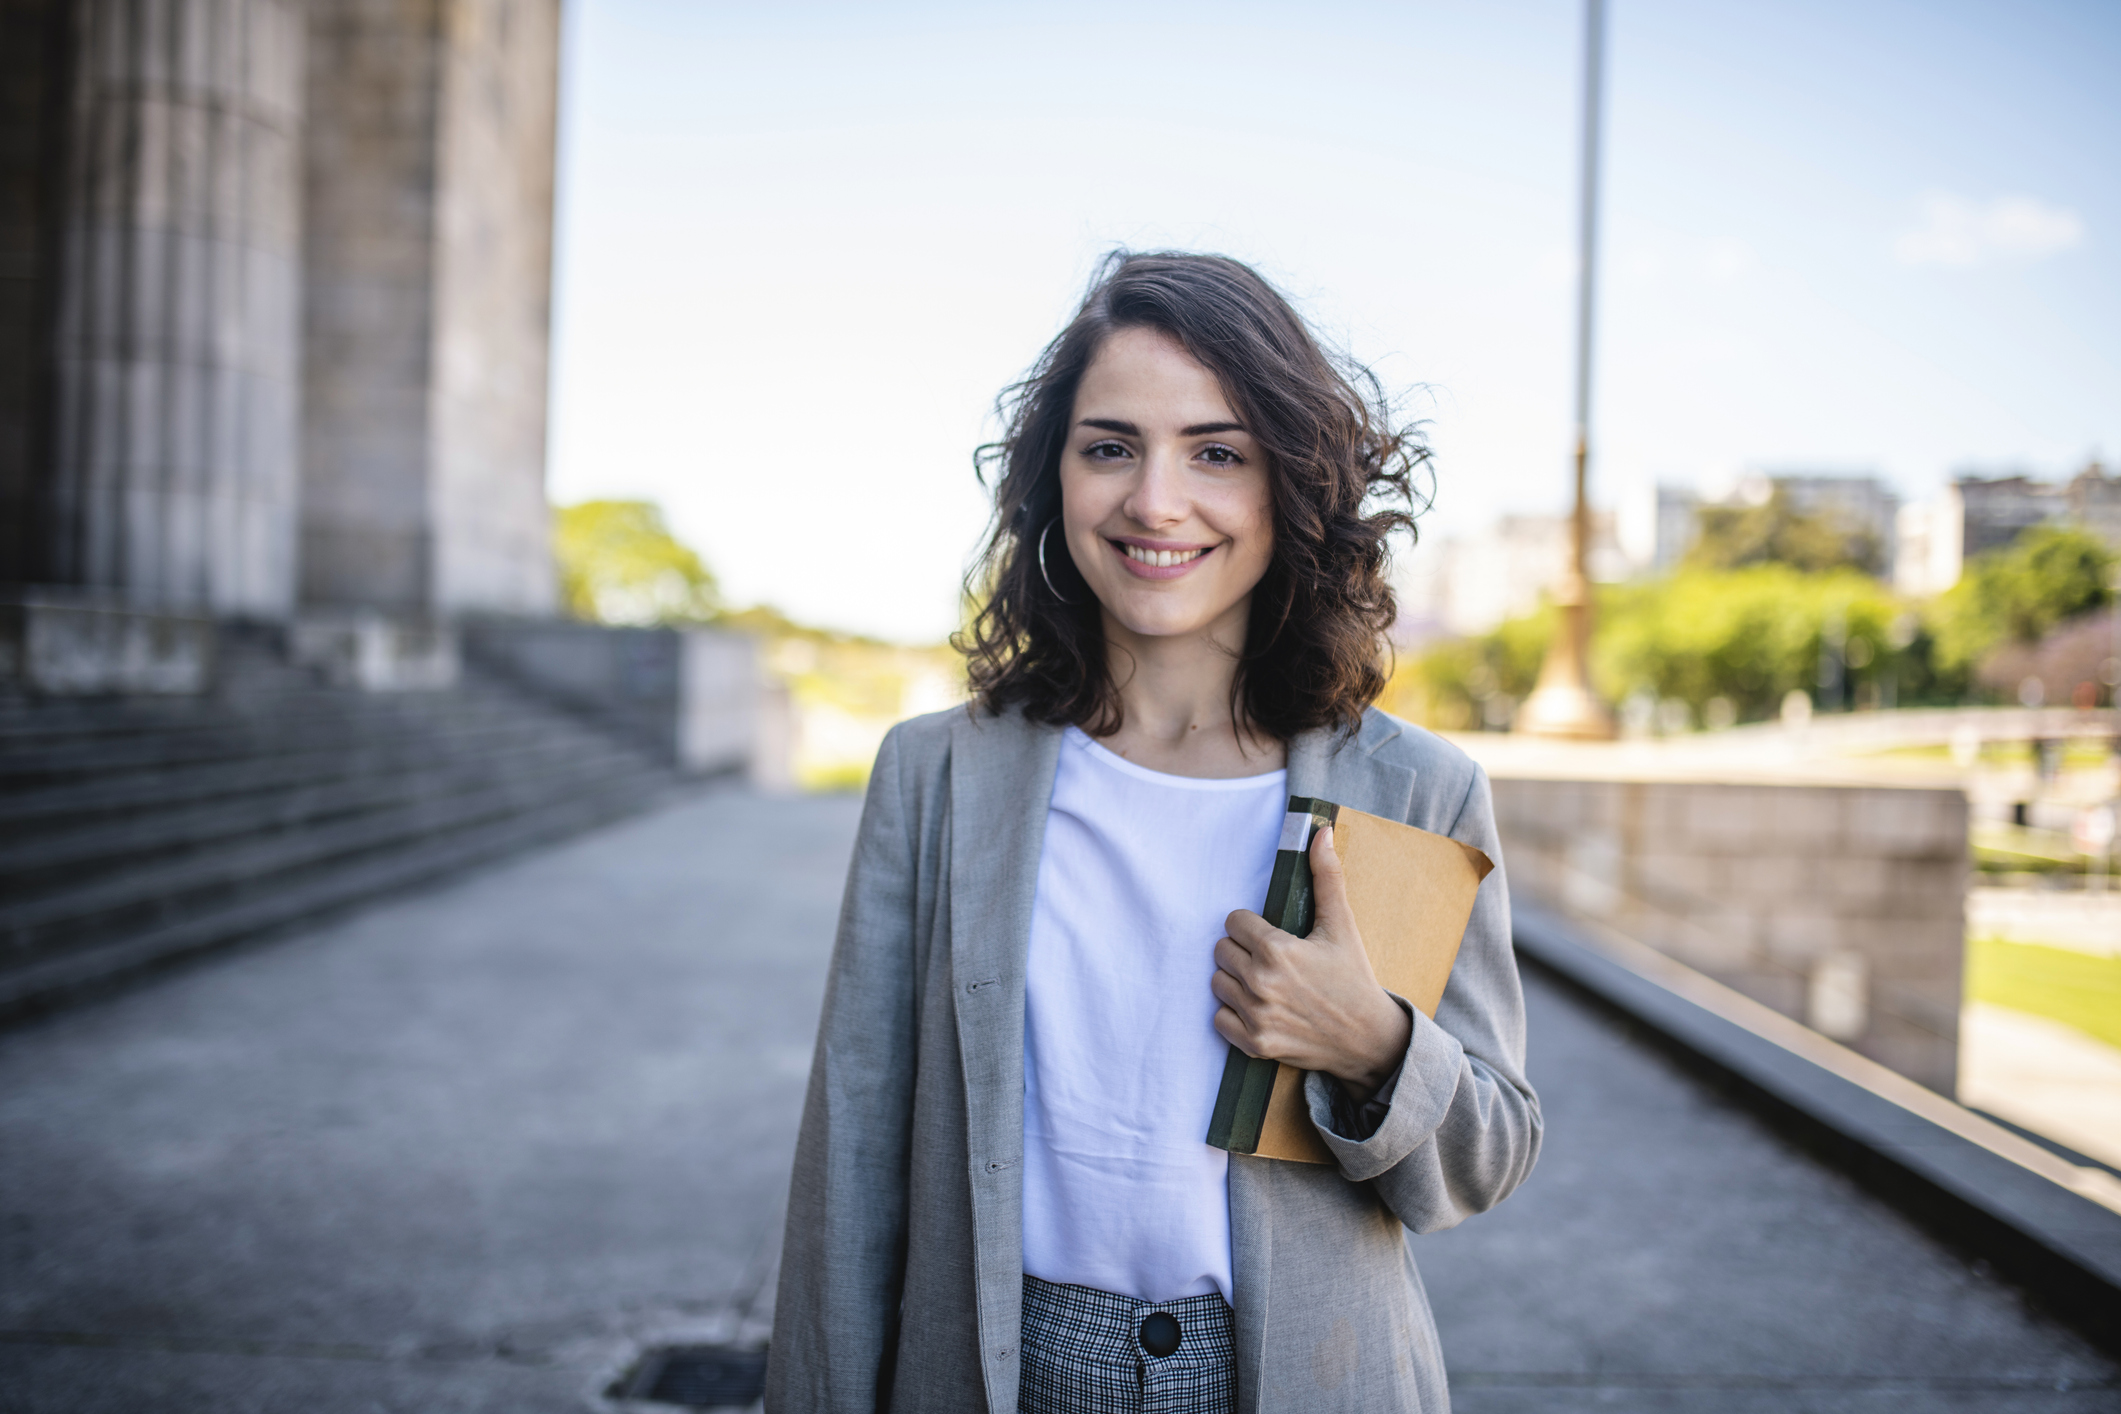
left=1059, top=467, right=1119, bottom=529
left=1221, top=482, right=1275, bottom=570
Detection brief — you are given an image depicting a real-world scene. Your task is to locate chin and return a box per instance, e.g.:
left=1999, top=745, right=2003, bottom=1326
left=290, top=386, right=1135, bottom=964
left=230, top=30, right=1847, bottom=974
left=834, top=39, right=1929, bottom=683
left=1100, top=592, right=1233, bottom=642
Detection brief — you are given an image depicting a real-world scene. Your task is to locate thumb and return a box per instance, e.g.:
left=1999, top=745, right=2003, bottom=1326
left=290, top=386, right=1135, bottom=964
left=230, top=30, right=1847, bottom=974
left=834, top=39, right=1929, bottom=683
left=1308, top=824, right=1357, bottom=940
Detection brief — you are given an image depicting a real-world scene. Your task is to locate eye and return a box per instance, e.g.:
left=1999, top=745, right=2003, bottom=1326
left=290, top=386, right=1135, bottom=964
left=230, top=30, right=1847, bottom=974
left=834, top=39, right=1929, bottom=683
left=1083, top=439, right=1131, bottom=462
left=1198, top=444, right=1245, bottom=466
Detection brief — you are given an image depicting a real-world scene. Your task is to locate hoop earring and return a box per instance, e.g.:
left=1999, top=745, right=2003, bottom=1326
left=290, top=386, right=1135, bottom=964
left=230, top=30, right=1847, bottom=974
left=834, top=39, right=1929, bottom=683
left=1037, top=519, right=1082, bottom=605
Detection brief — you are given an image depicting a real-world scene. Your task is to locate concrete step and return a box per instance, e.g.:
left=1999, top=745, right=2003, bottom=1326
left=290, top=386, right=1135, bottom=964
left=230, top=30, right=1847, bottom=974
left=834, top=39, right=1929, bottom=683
left=0, top=639, right=698, bottom=1021
left=0, top=684, right=625, bottom=815
left=0, top=722, right=591, bottom=837
left=0, top=690, right=578, bottom=787
left=1, top=749, right=671, bottom=963
left=0, top=665, right=333, bottom=748
left=0, top=729, right=652, bottom=885
left=0, top=777, right=691, bottom=1023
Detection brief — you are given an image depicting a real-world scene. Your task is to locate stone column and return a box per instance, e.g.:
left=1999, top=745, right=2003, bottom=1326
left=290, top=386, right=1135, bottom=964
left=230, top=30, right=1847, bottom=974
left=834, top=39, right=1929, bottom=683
left=43, top=0, right=304, bottom=616
left=428, top=0, right=561, bottom=615
left=301, top=0, right=558, bottom=617
left=0, top=0, right=64, bottom=588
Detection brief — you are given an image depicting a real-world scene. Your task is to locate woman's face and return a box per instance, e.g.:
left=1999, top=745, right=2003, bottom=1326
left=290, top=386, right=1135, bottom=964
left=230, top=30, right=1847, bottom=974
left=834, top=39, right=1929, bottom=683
left=1058, top=327, right=1274, bottom=646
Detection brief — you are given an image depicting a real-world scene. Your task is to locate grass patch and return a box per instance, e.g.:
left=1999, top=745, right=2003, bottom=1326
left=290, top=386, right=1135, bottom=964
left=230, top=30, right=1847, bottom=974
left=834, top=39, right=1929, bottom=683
left=1965, top=935, right=2121, bottom=1051
left=799, top=762, right=872, bottom=794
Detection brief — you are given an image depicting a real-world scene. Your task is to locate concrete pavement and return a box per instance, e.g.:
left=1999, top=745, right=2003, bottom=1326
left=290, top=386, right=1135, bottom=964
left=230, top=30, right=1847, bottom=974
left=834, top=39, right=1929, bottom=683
left=0, top=788, right=2113, bottom=1411
left=1, top=787, right=856, bottom=1412
left=1420, top=976, right=2116, bottom=1411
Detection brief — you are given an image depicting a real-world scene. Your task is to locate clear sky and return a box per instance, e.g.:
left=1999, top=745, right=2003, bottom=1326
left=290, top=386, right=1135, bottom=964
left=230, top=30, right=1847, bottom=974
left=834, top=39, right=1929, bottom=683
left=547, top=0, right=2120, bottom=643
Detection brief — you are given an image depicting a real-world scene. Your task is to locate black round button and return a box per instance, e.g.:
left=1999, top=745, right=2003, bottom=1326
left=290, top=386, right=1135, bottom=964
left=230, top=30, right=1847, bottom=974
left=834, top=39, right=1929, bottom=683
left=1138, top=1311, right=1181, bottom=1358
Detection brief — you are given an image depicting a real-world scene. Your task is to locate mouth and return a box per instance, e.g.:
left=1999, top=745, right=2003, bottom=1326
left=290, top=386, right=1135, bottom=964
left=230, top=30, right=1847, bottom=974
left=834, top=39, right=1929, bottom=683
left=1110, top=538, right=1215, bottom=580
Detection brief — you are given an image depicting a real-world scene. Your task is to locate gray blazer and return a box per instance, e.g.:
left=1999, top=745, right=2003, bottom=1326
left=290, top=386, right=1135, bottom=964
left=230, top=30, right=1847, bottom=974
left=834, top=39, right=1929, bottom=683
left=766, top=705, right=1540, bottom=1414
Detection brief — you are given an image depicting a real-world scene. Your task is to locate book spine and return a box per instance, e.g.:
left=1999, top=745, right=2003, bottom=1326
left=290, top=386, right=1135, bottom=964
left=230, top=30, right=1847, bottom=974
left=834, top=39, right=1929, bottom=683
left=1205, top=796, right=1339, bottom=1153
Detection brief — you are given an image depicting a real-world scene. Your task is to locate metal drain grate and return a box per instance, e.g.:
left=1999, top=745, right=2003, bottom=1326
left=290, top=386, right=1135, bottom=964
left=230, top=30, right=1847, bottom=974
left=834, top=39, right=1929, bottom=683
left=614, top=1344, right=769, bottom=1408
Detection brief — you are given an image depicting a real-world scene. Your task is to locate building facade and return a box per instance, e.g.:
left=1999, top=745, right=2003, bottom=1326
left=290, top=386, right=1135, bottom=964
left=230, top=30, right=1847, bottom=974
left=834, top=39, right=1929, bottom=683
left=1895, top=464, right=2120, bottom=598
left=1643, top=472, right=1899, bottom=583
left=1, top=0, right=559, bottom=643
left=1400, top=511, right=1629, bottom=639
left=1759, top=471, right=1900, bottom=571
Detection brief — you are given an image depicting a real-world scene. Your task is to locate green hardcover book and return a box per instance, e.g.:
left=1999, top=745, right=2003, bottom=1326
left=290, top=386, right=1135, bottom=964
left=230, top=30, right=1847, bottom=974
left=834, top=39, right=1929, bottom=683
left=1205, top=795, right=1340, bottom=1153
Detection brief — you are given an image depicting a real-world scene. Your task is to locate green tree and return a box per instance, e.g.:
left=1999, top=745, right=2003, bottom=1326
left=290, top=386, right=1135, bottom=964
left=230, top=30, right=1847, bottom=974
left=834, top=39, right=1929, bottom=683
left=1685, top=487, right=1883, bottom=574
left=1384, top=605, right=1554, bottom=729
left=553, top=500, right=720, bottom=625
left=1594, top=566, right=1904, bottom=720
left=1929, top=525, right=2115, bottom=673
left=1390, top=565, right=1945, bottom=730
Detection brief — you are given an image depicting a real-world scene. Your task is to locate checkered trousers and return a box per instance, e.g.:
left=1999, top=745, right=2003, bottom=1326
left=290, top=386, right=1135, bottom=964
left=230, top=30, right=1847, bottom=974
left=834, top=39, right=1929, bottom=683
left=1018, top=1274, right=1236, bottom=1414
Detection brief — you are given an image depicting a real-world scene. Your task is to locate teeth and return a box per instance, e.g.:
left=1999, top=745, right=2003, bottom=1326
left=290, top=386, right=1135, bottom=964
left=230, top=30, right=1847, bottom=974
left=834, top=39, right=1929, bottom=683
left=1124, top=545, right=1205, bottom=568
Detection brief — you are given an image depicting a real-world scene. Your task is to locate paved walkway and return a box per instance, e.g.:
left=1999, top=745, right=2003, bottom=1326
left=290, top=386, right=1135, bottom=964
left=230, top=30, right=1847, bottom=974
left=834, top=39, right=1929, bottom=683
left=0, top=790, right=2113, bottom=1412
left=1961, top=1001, right=2121, bottom=1172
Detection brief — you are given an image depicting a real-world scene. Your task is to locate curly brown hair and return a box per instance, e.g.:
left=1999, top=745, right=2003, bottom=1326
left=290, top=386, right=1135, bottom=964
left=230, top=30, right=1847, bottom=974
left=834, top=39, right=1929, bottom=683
left=957, top=251, right=1430, bottom=741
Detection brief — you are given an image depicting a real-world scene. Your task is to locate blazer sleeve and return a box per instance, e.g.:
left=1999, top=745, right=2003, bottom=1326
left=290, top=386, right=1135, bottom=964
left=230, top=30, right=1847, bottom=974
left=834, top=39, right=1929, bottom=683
left=1299, top=762, right=1543, bottom=1233
left=766, top=724, right=922, bottom=1412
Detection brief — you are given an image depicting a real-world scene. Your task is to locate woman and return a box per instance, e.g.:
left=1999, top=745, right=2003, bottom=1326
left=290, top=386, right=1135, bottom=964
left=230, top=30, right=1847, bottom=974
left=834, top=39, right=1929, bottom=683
left=767, top=252, right=1540, bottom=1414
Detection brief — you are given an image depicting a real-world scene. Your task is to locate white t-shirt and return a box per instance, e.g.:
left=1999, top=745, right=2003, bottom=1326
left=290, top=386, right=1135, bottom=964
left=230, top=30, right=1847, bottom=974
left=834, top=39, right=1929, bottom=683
left=1020, top=726, right=1288, bottom=1304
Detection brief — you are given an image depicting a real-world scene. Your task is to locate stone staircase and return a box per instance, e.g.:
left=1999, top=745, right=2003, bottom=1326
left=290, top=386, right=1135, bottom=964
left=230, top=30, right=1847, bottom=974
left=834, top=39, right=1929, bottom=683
left=0, top=629, right=690, bottom=1022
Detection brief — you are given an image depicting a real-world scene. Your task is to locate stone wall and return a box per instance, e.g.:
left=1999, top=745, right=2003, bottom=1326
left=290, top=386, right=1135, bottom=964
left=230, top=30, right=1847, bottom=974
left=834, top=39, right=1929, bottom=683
left=1490, top=774, right=1969, bottom=1095
left=461, top=620, right=761, bottom=774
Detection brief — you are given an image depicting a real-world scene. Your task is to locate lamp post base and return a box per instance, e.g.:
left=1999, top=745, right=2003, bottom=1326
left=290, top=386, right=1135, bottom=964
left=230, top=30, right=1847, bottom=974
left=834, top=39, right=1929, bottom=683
left=1515, top=590, right=1616, bottom=740
left=1516, top=680, right=1616, bottom=740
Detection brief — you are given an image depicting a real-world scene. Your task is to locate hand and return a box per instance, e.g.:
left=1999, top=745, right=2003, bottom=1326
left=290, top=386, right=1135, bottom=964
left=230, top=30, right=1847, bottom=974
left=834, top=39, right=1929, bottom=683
left=1211, top=825, right=1412, bottom=1102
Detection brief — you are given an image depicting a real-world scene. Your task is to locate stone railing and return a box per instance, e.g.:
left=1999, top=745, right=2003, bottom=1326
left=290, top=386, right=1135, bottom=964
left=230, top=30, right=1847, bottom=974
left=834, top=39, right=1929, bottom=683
left=0, top=592, right=216, bottom=695
left=460, top=619, right=764, bottom=777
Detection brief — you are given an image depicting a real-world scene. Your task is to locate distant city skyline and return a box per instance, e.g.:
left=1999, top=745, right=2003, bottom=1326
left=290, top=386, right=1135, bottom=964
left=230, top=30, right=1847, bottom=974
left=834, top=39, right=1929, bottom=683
left=548, top=0, right=2120, bottom=642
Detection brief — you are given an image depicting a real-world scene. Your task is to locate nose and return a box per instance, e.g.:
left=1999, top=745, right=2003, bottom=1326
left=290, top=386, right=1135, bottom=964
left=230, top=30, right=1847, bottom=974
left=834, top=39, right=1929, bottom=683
left=1121, top=445, right=1188, bottom=530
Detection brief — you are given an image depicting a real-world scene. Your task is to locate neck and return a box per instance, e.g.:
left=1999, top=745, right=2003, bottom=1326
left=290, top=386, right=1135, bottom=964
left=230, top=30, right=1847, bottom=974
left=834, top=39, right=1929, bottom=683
left=1093, top=600, right=1283, bottom=776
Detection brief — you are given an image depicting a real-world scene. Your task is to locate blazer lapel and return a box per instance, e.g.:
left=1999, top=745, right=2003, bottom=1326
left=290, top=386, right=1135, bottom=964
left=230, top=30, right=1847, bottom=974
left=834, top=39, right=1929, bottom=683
left=1285, top=711, right=1418, bottom=821
left=946, top=706, right=1061, bottom=1413
left=1230, top=710, right=1417, bottom=1414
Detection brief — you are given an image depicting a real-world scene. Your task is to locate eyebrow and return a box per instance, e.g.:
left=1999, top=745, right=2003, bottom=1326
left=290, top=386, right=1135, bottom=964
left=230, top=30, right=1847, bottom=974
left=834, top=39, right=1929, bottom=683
left=1076, top=418, right=1248, bottom=437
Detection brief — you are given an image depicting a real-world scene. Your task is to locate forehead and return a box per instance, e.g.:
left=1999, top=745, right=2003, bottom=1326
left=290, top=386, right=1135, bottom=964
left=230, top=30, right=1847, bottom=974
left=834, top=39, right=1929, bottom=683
left=1073, top=327, right=1239, bottom=424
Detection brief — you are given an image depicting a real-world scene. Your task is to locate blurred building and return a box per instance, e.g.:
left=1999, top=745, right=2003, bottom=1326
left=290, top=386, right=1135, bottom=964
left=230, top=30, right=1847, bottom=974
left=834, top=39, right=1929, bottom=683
left=2068, top=460, right=2121, bottom=548
left=1895, top=463, right=2120, bottom=597
left=1, top=0, right=560, bottom=646
left=1895, top=493, right=1966, bottom=599
left=1644, top=484, right=1702, bottom=575
left=0, top=1, right=764, bottom=1024
left=1758, top=470, right=1899, bottom=564
left=1640, top=471, right=1898, bottom=581
left=1403, top=511, right=1628, bottom=638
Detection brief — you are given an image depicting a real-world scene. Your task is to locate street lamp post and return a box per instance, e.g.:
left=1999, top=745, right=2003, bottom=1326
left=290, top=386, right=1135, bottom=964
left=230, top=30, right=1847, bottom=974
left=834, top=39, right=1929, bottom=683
left=1518, top=0, right=1618, bottom=740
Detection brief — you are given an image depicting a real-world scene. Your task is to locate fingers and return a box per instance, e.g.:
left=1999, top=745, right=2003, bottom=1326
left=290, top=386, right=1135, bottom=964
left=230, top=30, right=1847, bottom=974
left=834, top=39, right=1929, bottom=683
left=1217, top=933, right=1287, bottom=1011
left=1212, top=1004, right=1264, bottom=1056
left=1212, top=935, right=1257, bottom=981
left=1210, top=971, right=1265, bottom=1057
left=1209, top=964, right=1257, bottom=1018
left=1224, top=908, right=1275, bottom=949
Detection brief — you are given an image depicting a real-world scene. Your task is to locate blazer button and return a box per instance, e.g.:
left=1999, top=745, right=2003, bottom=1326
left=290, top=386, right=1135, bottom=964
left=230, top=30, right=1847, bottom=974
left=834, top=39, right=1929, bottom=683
left=1138, top=1312, right=1181, bottom=1358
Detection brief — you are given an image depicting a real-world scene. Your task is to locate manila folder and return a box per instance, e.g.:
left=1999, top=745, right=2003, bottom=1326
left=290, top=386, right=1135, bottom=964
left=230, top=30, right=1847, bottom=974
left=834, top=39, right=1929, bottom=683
left=1251, top=806, right=1493, bottom=1165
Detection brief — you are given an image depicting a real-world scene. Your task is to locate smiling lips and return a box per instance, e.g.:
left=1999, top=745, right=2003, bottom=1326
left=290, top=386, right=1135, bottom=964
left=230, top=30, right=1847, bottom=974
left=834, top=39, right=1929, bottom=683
left=1113, top=540, right=1214, bottom=579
